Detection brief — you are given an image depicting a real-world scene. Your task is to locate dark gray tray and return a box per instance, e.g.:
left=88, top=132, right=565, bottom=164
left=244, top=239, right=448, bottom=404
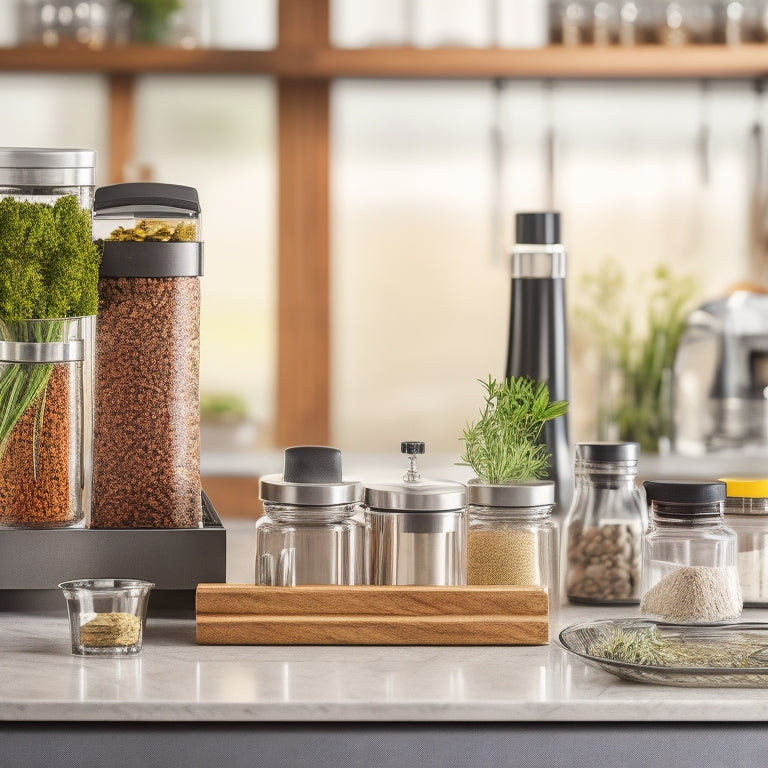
left=0, top=491, right=226, bottom=616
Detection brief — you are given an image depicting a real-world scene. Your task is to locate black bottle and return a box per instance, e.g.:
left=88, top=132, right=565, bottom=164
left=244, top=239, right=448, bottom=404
left=505, top=211, right=573, bottom=516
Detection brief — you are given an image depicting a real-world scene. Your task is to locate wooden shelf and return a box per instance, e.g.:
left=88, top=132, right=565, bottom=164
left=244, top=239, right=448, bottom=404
left=2, top=43, right=768, bottom=79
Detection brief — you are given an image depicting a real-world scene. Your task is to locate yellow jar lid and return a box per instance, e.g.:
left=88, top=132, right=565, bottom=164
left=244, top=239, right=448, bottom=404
left=720, top=478, right=768, bottom=498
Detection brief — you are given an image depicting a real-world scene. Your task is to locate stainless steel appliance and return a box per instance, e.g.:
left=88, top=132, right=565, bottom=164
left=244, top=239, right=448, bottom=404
left=673, top=288, right=768, bottom=455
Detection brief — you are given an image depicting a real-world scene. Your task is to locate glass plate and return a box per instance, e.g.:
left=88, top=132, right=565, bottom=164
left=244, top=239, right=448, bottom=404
left=559, top=618, right=768, bottom=687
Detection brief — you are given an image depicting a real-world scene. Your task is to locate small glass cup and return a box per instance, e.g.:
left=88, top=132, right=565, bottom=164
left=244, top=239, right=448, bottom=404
left=59, top=579, right=153, bottom=656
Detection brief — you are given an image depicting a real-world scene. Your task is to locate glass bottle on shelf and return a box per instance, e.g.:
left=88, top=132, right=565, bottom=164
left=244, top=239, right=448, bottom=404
left=561, top=1, right=593, bottom=45
left=593, top=0, right=618, bottom=46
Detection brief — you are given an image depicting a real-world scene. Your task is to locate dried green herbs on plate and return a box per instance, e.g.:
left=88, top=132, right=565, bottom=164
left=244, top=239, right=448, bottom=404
left=560, top=618, right=768, bottom=687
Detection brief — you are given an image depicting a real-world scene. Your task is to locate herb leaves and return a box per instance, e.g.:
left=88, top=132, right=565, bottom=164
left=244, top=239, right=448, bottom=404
left=459, top=375, right=568, bottom=484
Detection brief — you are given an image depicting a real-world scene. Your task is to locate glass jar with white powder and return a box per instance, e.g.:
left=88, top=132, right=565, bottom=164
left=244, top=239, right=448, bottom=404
left=641, top=480, right=742, bottom=624
left=722, top=478, right=768, bottom=607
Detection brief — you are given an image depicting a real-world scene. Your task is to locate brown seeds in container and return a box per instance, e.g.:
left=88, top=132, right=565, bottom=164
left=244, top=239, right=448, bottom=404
left=92, top=276, right=201, bottom=528
left=566, top=522, right=640, bottom=603
left=0, top=366, right=75, bottom=528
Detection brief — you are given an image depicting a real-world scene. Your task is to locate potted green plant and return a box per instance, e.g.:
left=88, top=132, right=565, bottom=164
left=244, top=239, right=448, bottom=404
left=125, top=0, right=182, bottom=44
left=0, top=194, right=100, bottom=527
left=459, top=375, right=567, bottom=595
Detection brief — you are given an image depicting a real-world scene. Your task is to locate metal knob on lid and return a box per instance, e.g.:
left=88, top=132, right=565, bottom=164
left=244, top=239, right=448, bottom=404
left=363, top=442, right=465, bottom=512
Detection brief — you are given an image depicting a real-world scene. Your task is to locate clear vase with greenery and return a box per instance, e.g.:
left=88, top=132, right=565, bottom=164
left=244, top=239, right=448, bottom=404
left=0, top=195, right=99, bottom=527
left=577, top=260, right=696, bottom=454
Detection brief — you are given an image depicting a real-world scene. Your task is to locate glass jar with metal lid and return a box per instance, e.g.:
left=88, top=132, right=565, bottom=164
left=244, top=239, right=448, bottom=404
left=467, top=480, right=558, bottom=625
left=256, top=446, right=363, bottom=586
left=721, top=478, right=768, bottom=607
left=0, top=146, right=95, bottom=207
left=563, top=442, right=646, bottom=605
left=641, top=480, right=742, bottom=624
left=0, top=148, right=97, bottom=528
left=364, top=442, right=466, bottom=586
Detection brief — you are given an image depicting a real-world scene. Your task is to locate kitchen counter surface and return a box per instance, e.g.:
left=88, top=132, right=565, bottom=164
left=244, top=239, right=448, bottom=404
left=3, top=603, right=768, bottom=724
left=5, top=520, right=768, bottom=767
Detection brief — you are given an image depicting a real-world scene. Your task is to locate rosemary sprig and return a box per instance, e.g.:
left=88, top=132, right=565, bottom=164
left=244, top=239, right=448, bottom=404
left=458, top=375, right=568, bottom=484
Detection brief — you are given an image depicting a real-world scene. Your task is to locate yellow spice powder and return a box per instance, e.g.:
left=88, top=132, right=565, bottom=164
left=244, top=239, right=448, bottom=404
left=467, top=529, right=540, bottom=585
left=79, top=612, right=141, bottom=647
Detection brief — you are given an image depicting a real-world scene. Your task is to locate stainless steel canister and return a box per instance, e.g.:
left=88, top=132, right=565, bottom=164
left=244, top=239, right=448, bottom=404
left=363, top=442, right=466, bottom=585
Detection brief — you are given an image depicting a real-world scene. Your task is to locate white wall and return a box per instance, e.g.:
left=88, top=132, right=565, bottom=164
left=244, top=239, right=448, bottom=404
left=331, top=78, right=762, bottom=453
left=1, top=2, right=766, bottom=457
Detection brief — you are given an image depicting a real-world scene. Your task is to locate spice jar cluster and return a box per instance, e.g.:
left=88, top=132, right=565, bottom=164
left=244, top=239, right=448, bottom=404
left=0, top=147, right=205, bottom=533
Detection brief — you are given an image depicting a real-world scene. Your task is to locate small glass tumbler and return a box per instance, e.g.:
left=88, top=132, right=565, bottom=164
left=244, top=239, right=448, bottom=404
left=59, top=579, right=153, bottom=656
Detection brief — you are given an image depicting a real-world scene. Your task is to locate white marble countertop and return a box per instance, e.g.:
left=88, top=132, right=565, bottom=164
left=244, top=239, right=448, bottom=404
left=1, top=518, right=767, bottom=724
left=6, top=603, right=768, bottom=723
left=3, top=604, right=768, bottom=724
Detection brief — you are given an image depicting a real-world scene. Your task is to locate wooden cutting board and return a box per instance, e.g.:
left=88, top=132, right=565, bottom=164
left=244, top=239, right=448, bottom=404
left=195, top=584, right=549, bottom=646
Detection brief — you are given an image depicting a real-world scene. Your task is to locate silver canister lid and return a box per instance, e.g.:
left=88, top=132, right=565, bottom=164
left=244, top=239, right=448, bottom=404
left=259, top=446, right=362, bottom=507
left=466, top=480, right=555, bottom=508
left=363, top=442, right=465, bottom=512
left=363, top=478, right=466, bottom=512
left=0, top=147, right=96, bottom=187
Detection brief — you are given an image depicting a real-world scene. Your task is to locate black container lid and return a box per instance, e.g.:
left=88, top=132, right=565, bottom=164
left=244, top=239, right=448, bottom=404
left=643, top=480, right=726, bottom=505
left=515, top=211, right=561, bottom=245
left=94, top=182, right=200, bottom=213
left=283, top=446, right=342, bottom=484
left=259, top=446, right=362, bottom=507
left=576, top=442, right=640, bottom=462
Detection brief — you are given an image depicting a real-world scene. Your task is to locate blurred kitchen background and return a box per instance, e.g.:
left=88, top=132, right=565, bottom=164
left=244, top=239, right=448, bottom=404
left=3, top=0, right=768, bottom=507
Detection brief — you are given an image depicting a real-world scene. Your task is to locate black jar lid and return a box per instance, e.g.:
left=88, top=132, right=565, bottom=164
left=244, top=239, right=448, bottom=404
left=643, top=480, right=726, bottom=505
left=259, top=446, right=362, bottom=507
left=576, top=442, right=639, bottom=462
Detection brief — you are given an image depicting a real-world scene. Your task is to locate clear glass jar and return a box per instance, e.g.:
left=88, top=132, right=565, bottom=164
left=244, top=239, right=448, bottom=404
left=641, top=480, right=742, bottom=624
left=722, top=478, right=768, bottom=607
left=0, top=316, right=95, bottom=528
left=91, top=183, right=203, bottom=529
left=0, top=148, right=97, bottom=529
left=256, top=447, right=363, bottom=586
left=364, top=442, right=466, bottom=586
left=467, top=480, right=558, bottom=628
left=563, top=442, right=646, bottom=605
